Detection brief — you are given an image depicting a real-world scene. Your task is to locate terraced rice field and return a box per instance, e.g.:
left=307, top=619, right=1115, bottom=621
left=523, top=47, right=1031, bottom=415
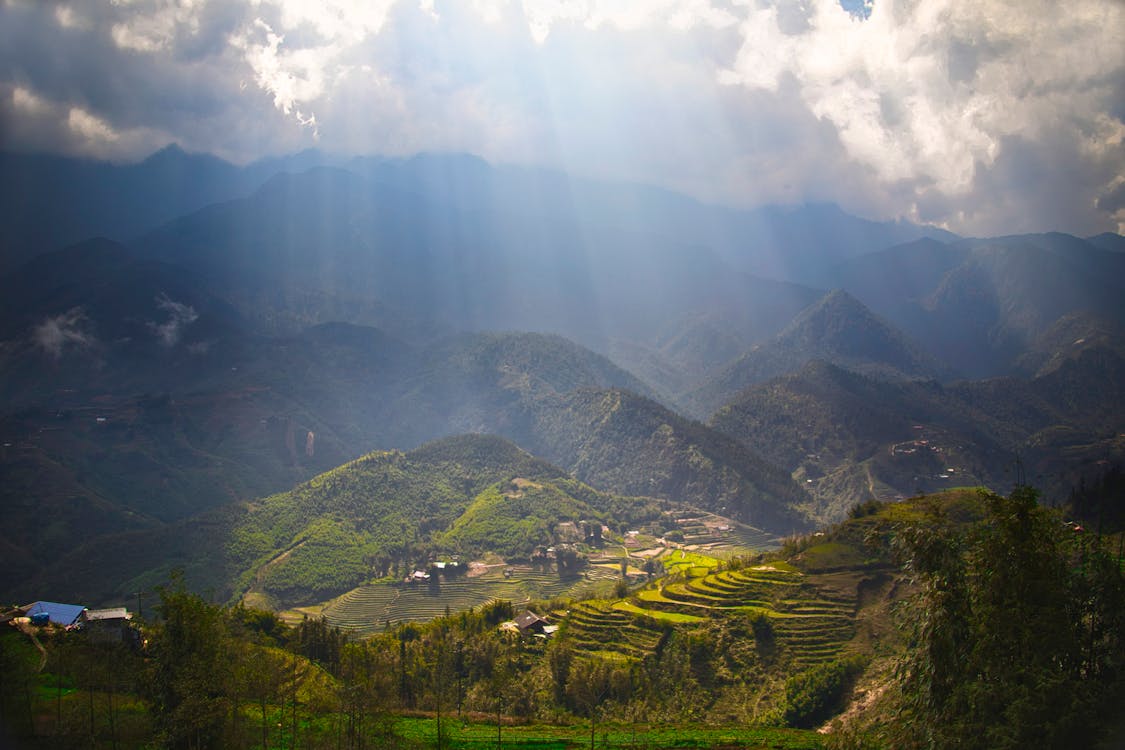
left=624, top=563, right=858, bottom=668
left=672, top=512, right=781, bottom=551
left=562, top=600, right=668, bottom=662
left=318, top=564, right=620, bottom=634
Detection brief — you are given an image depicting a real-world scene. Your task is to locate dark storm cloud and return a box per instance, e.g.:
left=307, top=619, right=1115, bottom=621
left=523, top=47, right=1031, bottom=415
left=1, top=0, right=1123, bottom=235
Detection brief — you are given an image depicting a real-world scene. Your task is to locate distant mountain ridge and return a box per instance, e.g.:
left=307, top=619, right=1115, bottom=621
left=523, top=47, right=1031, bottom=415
left=686, top=289, right=950, bottom=416
left=0, top=146, right=339, bottom=271
left=710, top=350, right=1125, bottom=522
left=827, top=233, right=1125, bottom=378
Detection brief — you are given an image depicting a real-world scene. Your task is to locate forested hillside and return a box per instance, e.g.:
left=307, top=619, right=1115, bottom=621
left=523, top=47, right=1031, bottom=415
left=710, top=351, right=1125, bottom=522
left=223, top=434, right=661, bottom=607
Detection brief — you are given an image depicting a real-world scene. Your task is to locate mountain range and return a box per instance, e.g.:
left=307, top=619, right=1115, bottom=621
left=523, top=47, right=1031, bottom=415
left=2, top=146, right=1122, bottom=605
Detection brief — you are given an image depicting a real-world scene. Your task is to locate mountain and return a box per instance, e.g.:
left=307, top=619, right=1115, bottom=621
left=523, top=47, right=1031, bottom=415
left=347, top=153, right=955, bottom=283
left=0, top=285, right=813, bottom=602
left=1014, top=312, right=1125, bottom=377
left=125, top=155, right=956, bottom=396
left=0, top=146, right=335, bottom=272
left=4, top=148, right=1122, bottom=613
left=709, top=352, right=1125, bottom=522
left=828, top=233, right=1125, bottom=378
left=518, top=388, right=812, bottom=533
left=1085, top=232, right=1125, bottom=253
left=0, top=237, right=258, bottom=415
left=221, top=433, right=662, bottom=607
left=686, top=290, right=950, bottom=417
left=613, top=277, right=825, bottom=398
left=341, top=333, right=812, bottom=532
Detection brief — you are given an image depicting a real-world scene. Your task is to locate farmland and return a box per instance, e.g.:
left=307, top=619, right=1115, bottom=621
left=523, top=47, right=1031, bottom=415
left=288, top=564, right=621, bottom=634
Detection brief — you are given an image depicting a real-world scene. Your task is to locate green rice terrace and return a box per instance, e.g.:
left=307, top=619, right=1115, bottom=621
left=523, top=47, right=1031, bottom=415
left=564, top=552, right=860, bottom=669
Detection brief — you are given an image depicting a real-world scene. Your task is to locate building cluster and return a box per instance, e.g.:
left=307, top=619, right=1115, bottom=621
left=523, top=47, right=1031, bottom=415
left=3, top=600, right=138, bottom=646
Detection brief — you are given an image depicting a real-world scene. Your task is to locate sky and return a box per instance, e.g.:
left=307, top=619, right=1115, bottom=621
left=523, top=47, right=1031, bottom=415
left=1, top=0, right=1123, bottom=236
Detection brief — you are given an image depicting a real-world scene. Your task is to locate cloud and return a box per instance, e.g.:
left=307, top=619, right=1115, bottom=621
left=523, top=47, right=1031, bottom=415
left=149, top=294, right=199, bottom=347
left=33, top=308, right=96, bottom=358
left=0, top=0, right=1122, bottom=234
left=109, top=0, right=203, bottom=53
left=68, top=106, right=120, bottom=143
left=718, top=0, right=1125, bottom=233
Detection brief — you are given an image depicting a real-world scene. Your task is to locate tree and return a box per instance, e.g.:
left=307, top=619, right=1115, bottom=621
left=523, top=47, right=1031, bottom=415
left=892, top=486, right=1125, bottom=749
left=145, top=583, right=234, bottom=749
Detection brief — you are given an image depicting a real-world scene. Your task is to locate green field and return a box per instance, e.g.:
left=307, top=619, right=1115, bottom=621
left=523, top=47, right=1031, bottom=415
left=394, top=716, right=825, bottom=749
left=305, top=564, right=621, bottom=633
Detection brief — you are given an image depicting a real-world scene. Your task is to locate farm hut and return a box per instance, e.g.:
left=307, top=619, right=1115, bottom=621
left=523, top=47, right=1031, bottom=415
left=514, top=611, right=548, bottom=635
left=82, top=607, right=133, bottom=644
left=24, top=601, right=86, bottom=627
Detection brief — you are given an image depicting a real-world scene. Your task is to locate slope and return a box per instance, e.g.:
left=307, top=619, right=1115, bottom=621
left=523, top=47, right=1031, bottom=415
left=830, top=233, right=1125, bottom=377
left=687, top=290, right=950, bottom=417
left=224, top=434, right=660, bottom=607
left=0, top=237, right=246, bottom=406
left=709, top=352, right=1125, bottom=522
left=522, top=389, right=813, bottom=533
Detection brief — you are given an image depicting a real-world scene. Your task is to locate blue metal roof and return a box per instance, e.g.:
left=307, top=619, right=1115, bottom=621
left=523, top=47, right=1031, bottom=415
left=27, top=601, right=86, bottom=626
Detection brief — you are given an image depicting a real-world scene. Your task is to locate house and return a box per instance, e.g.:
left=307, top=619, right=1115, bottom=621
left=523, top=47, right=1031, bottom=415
left=513, top=611, right=548, bottom=635
left=23, top=601, right=86, bottom=627
left=82, top=607, right=133, bottom=644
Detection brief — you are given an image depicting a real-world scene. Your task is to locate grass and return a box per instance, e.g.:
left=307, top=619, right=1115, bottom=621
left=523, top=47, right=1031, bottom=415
left=612, top=600, right=705, bottom=623
left=302, top=565, right=621, bottom=633
left=394, top=716, right=825, bottom=748
left=792, top=542, right=868, bottom=571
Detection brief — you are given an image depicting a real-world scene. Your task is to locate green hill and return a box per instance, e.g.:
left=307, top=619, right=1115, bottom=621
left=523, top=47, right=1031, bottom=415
left=224, top=434, right=660, bottom=607
left=523, top=388, right=813, bottom=533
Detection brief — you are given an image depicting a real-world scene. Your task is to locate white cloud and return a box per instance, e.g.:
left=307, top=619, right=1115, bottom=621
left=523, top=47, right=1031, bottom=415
left=54, top=5, right=90, bottom=30
left=269, top=0, right=396, bottom=44
left=12, top=85, right=48, bottom=114
left=33, top=308, right=95, bottom=358
left=230, top=19, right=323, bottom=115
left=229, top=0, right=399, bottom=130
left=148, top=294, right=199, bottom=347
left=68, top=106, right=121, bottom=143
left=719, top=0, right=1125, bottom=231
left=109, top=0, right=202, bottom=52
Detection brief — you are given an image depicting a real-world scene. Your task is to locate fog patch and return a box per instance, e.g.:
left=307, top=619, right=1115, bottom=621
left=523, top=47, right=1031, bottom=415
left=149, top=294, right=199, bottom=347
left=33, top=308, right=95, bottom=358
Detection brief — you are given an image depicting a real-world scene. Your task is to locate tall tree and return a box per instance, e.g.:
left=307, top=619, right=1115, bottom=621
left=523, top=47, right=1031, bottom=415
left=145, top=584, right=234, bottom=749
left=893, top=486, right=1125, bottom=749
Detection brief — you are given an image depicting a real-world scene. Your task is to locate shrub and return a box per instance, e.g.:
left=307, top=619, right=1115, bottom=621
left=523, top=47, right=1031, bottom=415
left=782, top=654, right=867, bottom=728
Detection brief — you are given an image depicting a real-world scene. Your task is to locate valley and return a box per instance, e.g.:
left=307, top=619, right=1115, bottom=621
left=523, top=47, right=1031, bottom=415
left=1, top=148, right=1123, bottom=749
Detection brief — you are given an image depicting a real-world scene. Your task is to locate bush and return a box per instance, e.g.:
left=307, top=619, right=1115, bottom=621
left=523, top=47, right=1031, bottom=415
left=782, top=654, right=867, bottom=729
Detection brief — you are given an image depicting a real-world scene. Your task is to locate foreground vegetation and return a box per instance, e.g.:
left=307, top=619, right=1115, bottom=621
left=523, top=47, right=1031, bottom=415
left=2, top=486, right=1122, bottom=749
